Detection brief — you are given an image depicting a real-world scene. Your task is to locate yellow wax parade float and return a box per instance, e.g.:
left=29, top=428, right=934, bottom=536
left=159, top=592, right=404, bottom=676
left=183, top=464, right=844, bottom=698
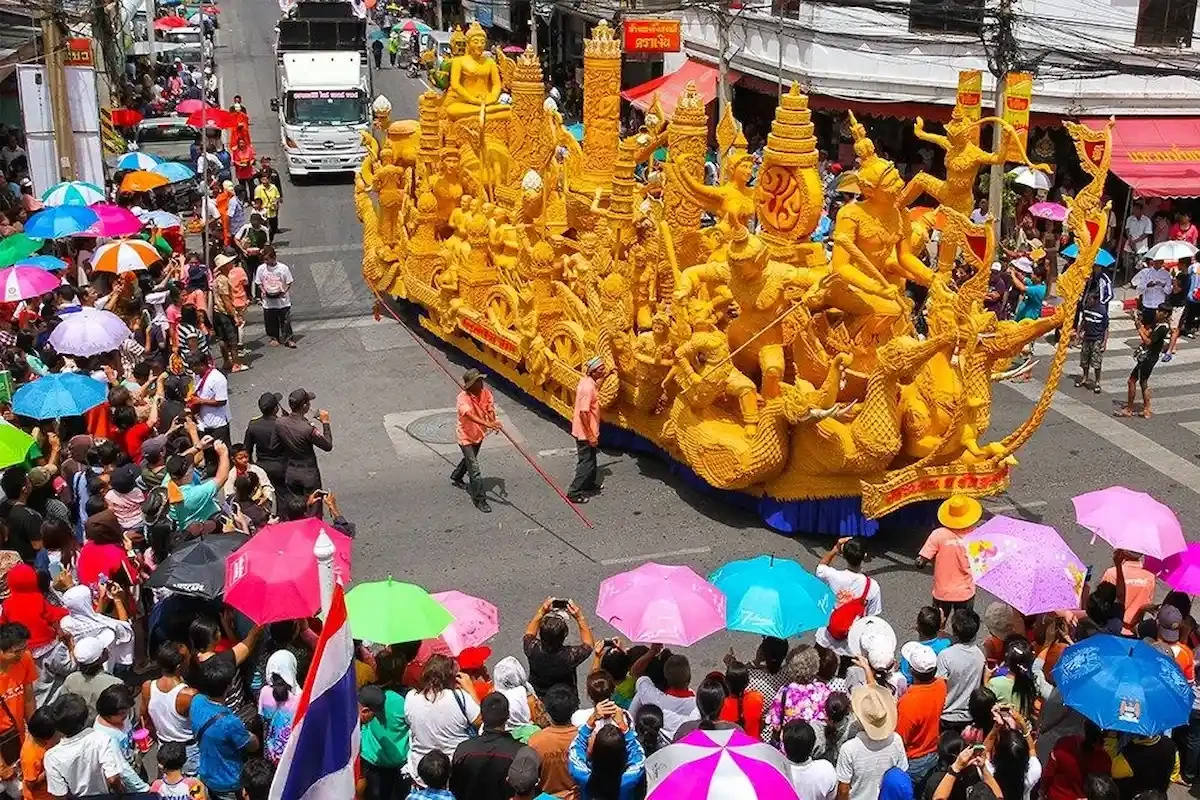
left=355, top=21, right=1115, bottom=535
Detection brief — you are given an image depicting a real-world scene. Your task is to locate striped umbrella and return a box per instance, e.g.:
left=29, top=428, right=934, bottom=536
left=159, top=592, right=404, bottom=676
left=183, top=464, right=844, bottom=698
left=91, top=239, right=161, bottom=274
left=41, top=181, right=105, bottom=207
left=25, top=206, right=99, bottom=239
left=0, top=266, right=62, bottom=302
left=115, top=152, right=163, bottom=171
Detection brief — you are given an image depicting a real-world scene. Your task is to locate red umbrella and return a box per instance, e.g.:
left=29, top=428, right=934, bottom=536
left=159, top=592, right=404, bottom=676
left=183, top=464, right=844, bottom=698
left=223, top=519, right=353, bottom=624
left=110, top=108, right=143, bottom=127
left=153, top=16, right=188, bottom=29
left=175, top=99, right=210, bottom=115
left=185, top=107, right=238, bottom=129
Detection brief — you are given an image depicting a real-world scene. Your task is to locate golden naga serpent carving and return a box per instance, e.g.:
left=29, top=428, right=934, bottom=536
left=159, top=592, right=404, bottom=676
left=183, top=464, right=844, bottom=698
left=355, top=26, right=1114, bottom=519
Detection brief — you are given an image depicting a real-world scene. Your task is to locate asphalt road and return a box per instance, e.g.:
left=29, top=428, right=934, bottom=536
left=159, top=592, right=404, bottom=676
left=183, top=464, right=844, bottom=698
left=214, top=0, right=1200, bottom=698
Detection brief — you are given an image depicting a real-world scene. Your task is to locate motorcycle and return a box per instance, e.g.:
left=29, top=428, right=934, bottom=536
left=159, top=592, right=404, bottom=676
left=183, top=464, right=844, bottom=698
left=408, top=56, right=420, bottom=79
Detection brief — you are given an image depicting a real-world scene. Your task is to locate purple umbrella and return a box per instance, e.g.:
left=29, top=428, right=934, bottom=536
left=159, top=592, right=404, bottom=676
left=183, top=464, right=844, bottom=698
left=1029, top=201, right=1069, bottom=222
left=1145, top=543, right=1200, bottom=594
left=963, top=521, right=1087, bottom=615
left=48, top=307, right=132, bottom=357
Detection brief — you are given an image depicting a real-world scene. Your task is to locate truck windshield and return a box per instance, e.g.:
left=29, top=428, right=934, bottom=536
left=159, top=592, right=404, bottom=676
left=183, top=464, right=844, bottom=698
left=138, top=124, right=198, bottom=143
left=285, top=90, right=366, bottom=125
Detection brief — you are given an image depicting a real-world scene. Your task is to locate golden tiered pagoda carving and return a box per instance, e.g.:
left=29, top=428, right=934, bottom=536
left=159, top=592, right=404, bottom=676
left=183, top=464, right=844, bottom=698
left=356, top=24, right=1113, bottom=520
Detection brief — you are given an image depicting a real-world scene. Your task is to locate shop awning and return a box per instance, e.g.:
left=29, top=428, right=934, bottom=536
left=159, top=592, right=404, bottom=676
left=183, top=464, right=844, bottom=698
left=1084, top=116, right=1200, bottom=198
left=621, top=59, right=739, bottom=117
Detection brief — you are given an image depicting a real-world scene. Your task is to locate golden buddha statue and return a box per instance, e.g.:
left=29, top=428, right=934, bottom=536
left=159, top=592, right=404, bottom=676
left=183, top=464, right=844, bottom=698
left=445, top=22, right=510, bottom=122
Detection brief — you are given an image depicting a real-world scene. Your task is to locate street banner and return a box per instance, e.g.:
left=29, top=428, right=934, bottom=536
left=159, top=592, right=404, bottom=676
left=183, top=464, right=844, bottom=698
left=956, top=69, right=982, bottom=123
left=623, top=19, right=681, bottom=53
left=1002, top=71, right=1034, bottom=162
left=65, top=38, right=94, bottom=67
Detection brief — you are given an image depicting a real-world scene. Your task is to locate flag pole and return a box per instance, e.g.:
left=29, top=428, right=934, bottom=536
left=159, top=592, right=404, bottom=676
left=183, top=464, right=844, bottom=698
left=315, top=530, right=336, bottom=617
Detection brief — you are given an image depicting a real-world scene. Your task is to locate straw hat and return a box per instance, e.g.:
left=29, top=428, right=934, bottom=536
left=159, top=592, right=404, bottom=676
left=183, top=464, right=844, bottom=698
left=851, top=684, right=898, bottom=741
left=938, top=495, right=982, bottom=529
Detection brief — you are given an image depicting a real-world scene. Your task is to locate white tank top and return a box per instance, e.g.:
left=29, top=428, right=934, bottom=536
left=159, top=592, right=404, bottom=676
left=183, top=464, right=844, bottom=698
left=149, top=681, right=194, bottom=742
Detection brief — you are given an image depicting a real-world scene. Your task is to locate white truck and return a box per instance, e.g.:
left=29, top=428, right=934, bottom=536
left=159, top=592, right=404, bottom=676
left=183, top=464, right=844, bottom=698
left=272, top=2, right=371, bottom=177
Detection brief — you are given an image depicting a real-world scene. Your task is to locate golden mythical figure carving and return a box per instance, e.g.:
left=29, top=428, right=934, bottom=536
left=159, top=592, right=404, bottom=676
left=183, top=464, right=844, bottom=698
left=355, top=25, right=1113, bottom=526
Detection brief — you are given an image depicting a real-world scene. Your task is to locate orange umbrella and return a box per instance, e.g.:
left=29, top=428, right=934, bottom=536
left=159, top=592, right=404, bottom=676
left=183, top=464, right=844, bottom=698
left=120, top=171, right=169, bottom=193
left=909, top=206, right=947, bottom=229
left=91, top=240, right=160, bottom=273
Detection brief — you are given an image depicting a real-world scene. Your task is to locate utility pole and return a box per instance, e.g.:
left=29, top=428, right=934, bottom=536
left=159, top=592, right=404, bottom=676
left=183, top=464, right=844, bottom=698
left=715, top=0, right=730, bottom=120
left=41, top=3, right=75, bottom=182
left=144, top=0, right=156, bottom=59
left=986, top=0, right=1017, bottom=242
left=529, top=9, right=538, bottom=52
left=435, top=0, right=443, bottom=31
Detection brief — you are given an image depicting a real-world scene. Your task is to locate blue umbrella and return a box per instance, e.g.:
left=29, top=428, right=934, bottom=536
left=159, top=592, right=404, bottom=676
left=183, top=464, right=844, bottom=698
left=152, top=162, right=196, bottom=183
left=14, top=255, right=67, bottom=271
left=115, top=151, right=163, bottom=171
left=708, top=555, right=835, bottom=639
left=567, top=123, right=584, bottom=142
left=1061, top=242, right=1116, bottom=267
left=812, top=214, right=833, bottom=243
left=1052, top=634, right=1192, bottom=735
left=11, top=373, right=108, bottom=420
left=24, top=206, right=99, bottom=239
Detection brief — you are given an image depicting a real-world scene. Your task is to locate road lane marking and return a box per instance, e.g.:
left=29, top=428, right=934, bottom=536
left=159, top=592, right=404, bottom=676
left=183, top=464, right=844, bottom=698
left=600, top=547, right=712, bottom=566
left=310, top=258, right=360, bottom=307
left=983, top=499, right=1049, bottom=515
left=1004, top=380, right=1200, bottom=495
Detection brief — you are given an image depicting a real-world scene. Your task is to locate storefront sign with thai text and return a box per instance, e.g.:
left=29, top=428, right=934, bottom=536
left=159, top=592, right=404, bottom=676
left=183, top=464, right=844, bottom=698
left=623, top=19, right=681, bottom=53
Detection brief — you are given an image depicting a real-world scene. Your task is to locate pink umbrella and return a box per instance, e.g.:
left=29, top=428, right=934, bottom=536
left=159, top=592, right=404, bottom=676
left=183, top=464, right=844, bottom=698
left=596, top=563, right=726, bottom=646
left=224, top=519, right=353, bottom=624
left=502, top=45, right=524, bottom=53
left=646, top=728, right=799, bottom=799
left=1029, top=201, right=1069, bottom=222
left=0, top=266, right=60, bottom=303
left=964, top=519, right=1087, bottom=615
left=80, top=203, right=143, bottom=237
left=415, top=590, right=500, bottom=660
left=175, top=99, right=210, bottom=115
left=1073, top=486, right=1186, bottom=561
left=1146, top=542, right=1200, bottom=594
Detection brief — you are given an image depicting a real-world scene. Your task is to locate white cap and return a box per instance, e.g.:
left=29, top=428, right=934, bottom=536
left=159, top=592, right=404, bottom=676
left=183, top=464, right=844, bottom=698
left=901, top=641, right=938, bottom=674
left=74, top=629, right=116, bottom=666
left=848, top=616, right=897, bottom=670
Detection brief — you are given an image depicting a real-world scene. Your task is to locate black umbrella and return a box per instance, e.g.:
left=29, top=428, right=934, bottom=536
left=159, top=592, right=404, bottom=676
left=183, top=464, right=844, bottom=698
left=146, top=534, right=249, bottom=599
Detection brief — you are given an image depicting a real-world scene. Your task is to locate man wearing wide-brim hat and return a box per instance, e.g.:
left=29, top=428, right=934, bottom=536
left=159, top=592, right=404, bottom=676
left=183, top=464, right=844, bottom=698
left=837, top=684, right=907, bottom=799
left=452, top=369, right=501, bottom=513
left=566, top=357, right=605, bottom=504
left=915, top=495, right=981, bottom=618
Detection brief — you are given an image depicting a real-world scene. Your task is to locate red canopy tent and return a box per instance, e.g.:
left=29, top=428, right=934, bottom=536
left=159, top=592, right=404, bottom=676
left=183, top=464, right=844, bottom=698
left=621, top=59, right=740, bottom=118
left=1083, top=116, right=1200, bottom=198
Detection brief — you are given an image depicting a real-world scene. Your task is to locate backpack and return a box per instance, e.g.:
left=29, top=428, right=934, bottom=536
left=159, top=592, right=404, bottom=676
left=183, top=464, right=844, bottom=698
left=187, top=261, right=209, bottom=291
left=826, top=577, right=872, bottom=641
left=260, top=267, right=286, bottom=298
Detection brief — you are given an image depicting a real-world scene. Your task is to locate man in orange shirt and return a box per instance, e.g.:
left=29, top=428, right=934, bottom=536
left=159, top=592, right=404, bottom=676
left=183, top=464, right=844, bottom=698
left=916, top=495, right=980, bottom=617
left=1154, top=605, right=1195, bottom=681
left=566, top=357, right=604, bottom=504
left=895, top=642, right=946, bottom=791
left=1101, top=550, right=1157, bottom=633
left=451, top=369, right=501, bottom=513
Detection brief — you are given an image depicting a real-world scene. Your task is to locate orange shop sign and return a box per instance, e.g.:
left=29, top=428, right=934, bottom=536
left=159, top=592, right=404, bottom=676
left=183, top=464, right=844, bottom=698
left=65, top=38, right=94, bottom=67
left=623, top=19, right=681, bottom=53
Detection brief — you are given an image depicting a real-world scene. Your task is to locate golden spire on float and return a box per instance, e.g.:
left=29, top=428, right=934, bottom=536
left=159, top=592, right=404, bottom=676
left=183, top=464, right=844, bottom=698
left=584, top=19, right=622, bottom=58
left=449, top=24, right=467, bottom=56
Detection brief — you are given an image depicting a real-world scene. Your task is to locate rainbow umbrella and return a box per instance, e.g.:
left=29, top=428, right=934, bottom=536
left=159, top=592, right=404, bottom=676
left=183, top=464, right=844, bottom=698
left=0, top=234, right=44, bottom=268
left=400, top=18, right=431, bottom=32
left=24, top=206, right=98, bottom=239
left=41, top=181, right=105, bottom=207
left=0, top=266, right=62, bottom=302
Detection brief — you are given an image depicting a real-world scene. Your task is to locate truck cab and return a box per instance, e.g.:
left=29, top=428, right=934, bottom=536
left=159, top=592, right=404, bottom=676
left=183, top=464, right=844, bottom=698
left=273, top=2, right=371, bottom=177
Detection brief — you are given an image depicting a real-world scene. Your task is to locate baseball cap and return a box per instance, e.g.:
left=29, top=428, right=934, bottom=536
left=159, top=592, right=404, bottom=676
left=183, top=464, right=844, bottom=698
left=507, top=747, right=541, bottom=794
left=258, top=392, right=283, bottom=414
left=142, top=434, right=168, bottom=463
left=288, top=388, right=315, bottom=409
left=27, top=465, right=56, bottom=489
left=457, top=646, right=492, bottom=671
left=848, top=616, right=897, bottom=671
left=900, top=641, right=937, bottom=675
left=74, top=629, right=116, bottom=666
left=1158, top=605, right=1183, bottom=643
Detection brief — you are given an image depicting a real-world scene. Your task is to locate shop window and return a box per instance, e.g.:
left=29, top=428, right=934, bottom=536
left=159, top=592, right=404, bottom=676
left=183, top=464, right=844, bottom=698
left=908, top=0, right=984, bottom=35
left=1135, top=0, right=1197, bottom=46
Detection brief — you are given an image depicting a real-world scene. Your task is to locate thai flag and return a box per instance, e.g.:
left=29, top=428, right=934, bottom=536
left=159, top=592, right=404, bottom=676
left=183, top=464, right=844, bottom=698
left=268, top=585, right=360, bottom=800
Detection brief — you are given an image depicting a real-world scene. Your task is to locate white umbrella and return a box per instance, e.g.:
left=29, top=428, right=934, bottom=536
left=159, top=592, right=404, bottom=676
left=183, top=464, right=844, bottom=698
left=48, top=308, right=132, bottom=357
left=1008, top=165, right=1052, bottom=191
left=1146, top=240, right=1198, bottom=262
left=646, top=728, right=799, bottom=799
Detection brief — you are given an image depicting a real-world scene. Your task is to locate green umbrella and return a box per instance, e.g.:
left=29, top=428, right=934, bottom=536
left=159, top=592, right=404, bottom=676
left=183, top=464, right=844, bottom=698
left=345, top=577, right=454, bottom=644
left=0, top=425, right=36, bottom=470
left=0, top=234, right=45, bottom=268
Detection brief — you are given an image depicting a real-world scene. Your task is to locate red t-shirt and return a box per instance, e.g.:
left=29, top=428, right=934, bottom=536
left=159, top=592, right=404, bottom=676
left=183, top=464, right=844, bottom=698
left=117, top=422, right=151, bottom=464
left=1043, top=735, right=1112, bottom=800
left=719, top=691, right=764, bottom=740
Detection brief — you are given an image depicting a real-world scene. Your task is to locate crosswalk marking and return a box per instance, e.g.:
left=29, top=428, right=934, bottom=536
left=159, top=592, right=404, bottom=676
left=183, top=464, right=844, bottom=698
left=1100, top=365, right=1200, bottom=394
left=1181, top=421, right=1200, bottom=439
left=1129, top=393, right=1200, bottom=415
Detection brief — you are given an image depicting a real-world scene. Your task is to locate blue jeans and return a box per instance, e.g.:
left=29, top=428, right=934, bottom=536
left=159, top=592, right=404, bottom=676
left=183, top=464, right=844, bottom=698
left=907, top=751, right=940, bottom=793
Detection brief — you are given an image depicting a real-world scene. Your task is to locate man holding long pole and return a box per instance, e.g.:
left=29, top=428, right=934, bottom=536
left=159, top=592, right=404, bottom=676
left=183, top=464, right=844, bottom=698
left=566, top=357, right=604, bottom=504
left=452, top=369, right=501, bottom=513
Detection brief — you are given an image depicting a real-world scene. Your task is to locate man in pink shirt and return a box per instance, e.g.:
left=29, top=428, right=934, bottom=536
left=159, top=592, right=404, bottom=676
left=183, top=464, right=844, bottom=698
left=916, top=495, right=980, bottom=617
left=566, top=357, right=604, bottom=503
left=1100, top=549, right=1157, bottom=633
left=452, top=369, right=501, bottom=513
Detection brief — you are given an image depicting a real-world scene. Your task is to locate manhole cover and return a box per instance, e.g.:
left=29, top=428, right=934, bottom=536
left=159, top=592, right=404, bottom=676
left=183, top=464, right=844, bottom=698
left=406, top=411, right=460, bottom=444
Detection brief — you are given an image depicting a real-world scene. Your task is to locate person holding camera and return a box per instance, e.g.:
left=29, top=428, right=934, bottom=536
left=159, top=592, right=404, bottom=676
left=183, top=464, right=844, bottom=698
left=274, top=389, right=332, bottom=504
left=522, top=597, right=595, bottom=699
